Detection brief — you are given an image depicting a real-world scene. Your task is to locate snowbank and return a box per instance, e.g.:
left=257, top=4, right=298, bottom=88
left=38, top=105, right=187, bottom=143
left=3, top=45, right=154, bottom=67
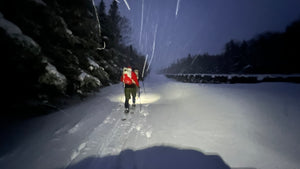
left=166, top=73, right=300, bottom=83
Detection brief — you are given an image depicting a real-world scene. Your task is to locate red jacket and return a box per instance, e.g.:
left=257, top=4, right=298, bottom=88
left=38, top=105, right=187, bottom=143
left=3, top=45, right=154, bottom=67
left=121, top=71, right=139, bottom=87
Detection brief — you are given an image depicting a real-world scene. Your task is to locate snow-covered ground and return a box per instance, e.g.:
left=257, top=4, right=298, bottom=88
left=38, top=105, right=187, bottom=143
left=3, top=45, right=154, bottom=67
left=1, top=74, right=300, bottom=169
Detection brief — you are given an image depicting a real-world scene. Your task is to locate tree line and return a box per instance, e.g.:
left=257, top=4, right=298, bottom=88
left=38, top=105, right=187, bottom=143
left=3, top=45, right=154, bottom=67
left=162, top=19, right=300, bottom=74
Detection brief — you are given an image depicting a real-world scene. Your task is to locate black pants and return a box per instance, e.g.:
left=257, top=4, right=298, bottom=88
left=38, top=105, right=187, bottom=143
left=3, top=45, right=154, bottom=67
left=124, top=87, right=137, bottom=109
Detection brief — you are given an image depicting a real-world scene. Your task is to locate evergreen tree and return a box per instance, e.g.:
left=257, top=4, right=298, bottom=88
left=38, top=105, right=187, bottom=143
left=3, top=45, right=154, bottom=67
left=98, top=0, right=111, bottom=43
left=119, top=16, right=132, bottom=44
left=163, top=18, right=300, bottom=75
left=98, top=0, right=106, bottom=17
left=108, top=0, right=121, bottom=48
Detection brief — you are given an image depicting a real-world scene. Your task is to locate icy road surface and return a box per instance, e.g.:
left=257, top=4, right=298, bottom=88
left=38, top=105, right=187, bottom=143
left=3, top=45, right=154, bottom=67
left=1, top=74, right=300, bottom=169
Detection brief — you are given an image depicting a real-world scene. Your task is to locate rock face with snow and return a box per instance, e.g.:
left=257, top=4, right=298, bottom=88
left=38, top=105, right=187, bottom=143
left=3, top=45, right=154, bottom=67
left=0, top=12, right=41, bottom=56
left=0, top=0, right=145, bottom=116
left=77, top=70, right=102, bottom=96
left=38, top=60, right=67, bottom=94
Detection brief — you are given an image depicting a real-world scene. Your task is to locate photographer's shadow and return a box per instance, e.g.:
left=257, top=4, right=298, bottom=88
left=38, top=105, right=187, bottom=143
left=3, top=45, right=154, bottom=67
left=63, top=145, right=255, bottom=169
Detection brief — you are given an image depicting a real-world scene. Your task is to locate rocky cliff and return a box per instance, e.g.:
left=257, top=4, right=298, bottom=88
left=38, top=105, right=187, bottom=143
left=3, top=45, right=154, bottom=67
left=0, top=0, right=145, bottom=116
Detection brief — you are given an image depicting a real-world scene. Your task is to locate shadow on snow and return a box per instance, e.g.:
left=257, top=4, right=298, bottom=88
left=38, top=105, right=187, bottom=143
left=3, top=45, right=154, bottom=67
left=62, top=146, right=255, bottom=169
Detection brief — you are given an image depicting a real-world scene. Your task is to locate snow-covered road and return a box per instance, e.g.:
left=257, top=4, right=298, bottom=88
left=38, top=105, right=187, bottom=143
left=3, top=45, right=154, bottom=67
left=1, top=74, right=300, bottom=169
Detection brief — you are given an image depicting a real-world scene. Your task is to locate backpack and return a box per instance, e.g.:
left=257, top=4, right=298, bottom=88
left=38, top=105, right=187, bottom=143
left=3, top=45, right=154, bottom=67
left=122, top=67, right=132, bottom=85
left=134, top=69, right=139, bottom=80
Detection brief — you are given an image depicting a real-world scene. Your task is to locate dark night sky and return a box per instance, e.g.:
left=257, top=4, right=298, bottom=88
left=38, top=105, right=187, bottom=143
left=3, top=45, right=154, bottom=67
left=98, top=0, right=300, bottom=71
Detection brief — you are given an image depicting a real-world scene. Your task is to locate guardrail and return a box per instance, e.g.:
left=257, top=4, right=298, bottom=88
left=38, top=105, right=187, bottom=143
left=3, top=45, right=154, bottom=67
left=165, top=73, right=300, bottom=83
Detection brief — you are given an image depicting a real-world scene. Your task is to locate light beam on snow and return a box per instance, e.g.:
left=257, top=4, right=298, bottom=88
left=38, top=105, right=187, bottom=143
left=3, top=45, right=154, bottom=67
left=123, top=0, right=131, bottom=10
left=147, top=24, right=158, bottom=72
left=175, top=0, right=181, bottom=17
left=108, top=93, right=161, bottom=104
left=142, top=54, right=148, bottom=79
left=139, top=0, right=145, bottom=47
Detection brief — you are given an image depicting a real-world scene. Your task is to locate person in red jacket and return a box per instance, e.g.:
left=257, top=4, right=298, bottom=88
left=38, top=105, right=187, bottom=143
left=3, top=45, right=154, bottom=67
left=121, top=66, right=139, bottom=113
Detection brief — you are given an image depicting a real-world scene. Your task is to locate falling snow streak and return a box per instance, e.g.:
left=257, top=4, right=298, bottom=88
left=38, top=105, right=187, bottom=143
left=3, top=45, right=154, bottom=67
left=91, top=0, right=101, bottom=37
left=123, top=0, right=131, bottom=10
left=175, top=0, right=181, bottom=17
left=139, top=0, right=145, bottom=47
left=147, top=24, right=158, bottom=72
left=190, top=55, right=198, bottom=65
left=142, top=54, right=148, bottom=79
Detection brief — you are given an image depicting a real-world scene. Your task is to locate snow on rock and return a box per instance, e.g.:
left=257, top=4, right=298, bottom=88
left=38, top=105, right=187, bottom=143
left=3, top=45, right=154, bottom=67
left=0, top=12, right=41, bottom=56
left=14, top=35, right=41, bottom=55
left=87, top=57, right=100, bottom=71
left=78, top=71, right=101, bottom=86
left=78, top=70, right=102, bottom=92
left=65, top=28, right=73, bottom=35
left=87, top=58, right=110, bottom=85
left=0, top=12, right=22, bottom=35
left=29, top=0, right=47, bottom=6
left=38, top=60, right=67, bottom=93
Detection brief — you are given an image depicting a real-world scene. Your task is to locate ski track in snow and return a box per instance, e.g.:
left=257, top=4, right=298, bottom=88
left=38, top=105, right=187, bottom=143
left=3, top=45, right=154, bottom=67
left=68, top=123, right=80, bottom=134
left=65, top=102, right=152, bottom=168
left=70, top=142, right=87, bottom=161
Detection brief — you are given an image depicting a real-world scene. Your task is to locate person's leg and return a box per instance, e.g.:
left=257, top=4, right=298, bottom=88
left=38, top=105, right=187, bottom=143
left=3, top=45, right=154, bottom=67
left=124, top=88, right=130, bottom=110
left=131, top=87, right=136, bottom=105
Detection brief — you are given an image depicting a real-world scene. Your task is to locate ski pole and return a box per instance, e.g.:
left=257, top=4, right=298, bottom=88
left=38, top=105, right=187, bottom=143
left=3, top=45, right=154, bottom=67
left=142, top=80, right=146, bottom=94
left=138, top=87, right=141, bottom=98
left=139, top=87, right=142, bottom=112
